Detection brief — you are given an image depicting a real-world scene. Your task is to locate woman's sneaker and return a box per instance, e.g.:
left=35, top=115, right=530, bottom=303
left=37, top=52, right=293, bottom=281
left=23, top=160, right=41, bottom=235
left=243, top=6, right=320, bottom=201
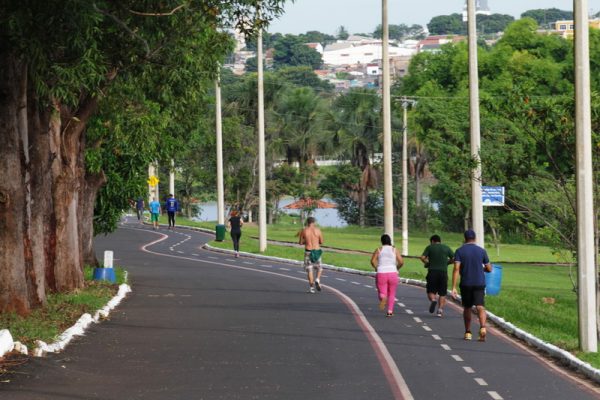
left=478, top=327, right=487, bottom=342
left=315, top=280, right=321, bottom=291
left=378, top=298, right=387, bottom=311
left=429, top=300, right=437, bottom=314
left=464, top=331, right=472, bottom=341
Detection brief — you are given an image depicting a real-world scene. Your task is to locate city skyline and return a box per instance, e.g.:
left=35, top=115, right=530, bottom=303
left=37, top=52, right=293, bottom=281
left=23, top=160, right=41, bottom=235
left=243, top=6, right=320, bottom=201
left=268, top=0, right=598, bottom=35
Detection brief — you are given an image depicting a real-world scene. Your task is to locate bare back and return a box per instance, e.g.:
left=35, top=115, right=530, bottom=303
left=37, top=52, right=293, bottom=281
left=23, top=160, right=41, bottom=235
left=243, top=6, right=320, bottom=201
left=299, top=225, right=323, bottom=250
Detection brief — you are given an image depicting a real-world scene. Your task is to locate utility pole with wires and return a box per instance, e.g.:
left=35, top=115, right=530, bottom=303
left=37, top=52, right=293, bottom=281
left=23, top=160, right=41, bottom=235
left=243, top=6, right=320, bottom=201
left=401, top=98, right=417, bottom=257
left=381, top=0, right=394, bottom=243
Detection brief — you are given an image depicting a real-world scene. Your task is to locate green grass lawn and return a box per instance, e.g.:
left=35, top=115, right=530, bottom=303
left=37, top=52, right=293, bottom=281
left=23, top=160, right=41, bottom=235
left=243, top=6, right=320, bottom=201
left=176, top=215, right=599, bottom=368
left=0, top=266, right=126, bottom=350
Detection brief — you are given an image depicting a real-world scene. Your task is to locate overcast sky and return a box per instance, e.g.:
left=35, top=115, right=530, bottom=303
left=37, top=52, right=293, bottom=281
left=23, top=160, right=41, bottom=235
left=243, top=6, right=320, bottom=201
left=268, top=0, right=600, bottom=35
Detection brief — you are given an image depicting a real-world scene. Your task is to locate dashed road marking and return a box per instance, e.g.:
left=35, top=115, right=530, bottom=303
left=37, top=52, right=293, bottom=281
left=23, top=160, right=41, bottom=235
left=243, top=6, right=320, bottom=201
left=169, top=248, right=174, bottom=251
left=191, top=254, right=199, bottom=256
left=451, top=355, right=464, bottom=362
left=441, top=344, right=451, bottom=351
left=422, top=325, right=432, bottom=332
left=397, top=302, right=405, bottom=307
left=208, top=256, right=218, bottom=260
left=242, top=261, right=254, bottom=265
left=432, top=334, right=442, bottom=340
left=413, top=317, right=422, bottom=323
left=364, top=285, right=373, bottom=289
left=405, top=309, right=413, bottom=315
left=475, top=378, right=488, bottom=386
left=487, top=392, right=503, bottom=400
left=336, top=278, right=346, bottom=282
left=351, top=281, right=360, bottom=285
left=463, top=366, right=475, bottom=373
left=226, top=259, right=236, bottom=262
left=279, top=268, right=290, bottom=271
left=260, top=264, right=273, bottom=268
left=177, top=251, right=184, bottom=254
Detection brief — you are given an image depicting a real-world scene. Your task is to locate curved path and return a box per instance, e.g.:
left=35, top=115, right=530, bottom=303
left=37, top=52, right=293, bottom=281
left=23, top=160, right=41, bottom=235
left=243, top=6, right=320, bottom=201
left=1, top=219, right=598, bottom=399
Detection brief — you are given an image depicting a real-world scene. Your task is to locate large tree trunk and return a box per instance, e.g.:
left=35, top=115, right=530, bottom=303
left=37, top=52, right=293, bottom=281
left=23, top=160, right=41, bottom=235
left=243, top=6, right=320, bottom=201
left=0, top=49, right=99, bottom=313
left=80, top=171, right=106, bottom=267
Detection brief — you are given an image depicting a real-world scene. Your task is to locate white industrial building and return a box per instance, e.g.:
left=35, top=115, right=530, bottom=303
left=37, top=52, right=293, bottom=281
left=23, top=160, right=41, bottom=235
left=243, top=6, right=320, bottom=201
left=322, top=43, right=416, bottom=66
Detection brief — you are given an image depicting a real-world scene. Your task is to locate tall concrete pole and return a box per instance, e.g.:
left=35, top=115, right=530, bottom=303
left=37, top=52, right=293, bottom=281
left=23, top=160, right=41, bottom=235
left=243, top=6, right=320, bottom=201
left=381, top=0, right=394, bottom=243
left=467, top=0, right=484, bottom=247
left=401, top=100, right=409, bottom=256
left=215, top=74, right=225, bottom=225
left=169, top=159, right=175, bottom=196
left=574, top=0, right=597, bottom=353
left=257, top=20, right=267, bottom=252
left=148, top=163, right=155, bottom=202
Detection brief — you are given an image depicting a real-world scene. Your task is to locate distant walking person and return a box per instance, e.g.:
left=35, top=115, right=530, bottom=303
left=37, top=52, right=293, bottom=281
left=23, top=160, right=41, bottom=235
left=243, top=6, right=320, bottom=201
left=299, top=217, right=324, bottom=293
left=165, top=194, right=179, bottom=230
left=135, top=197, right=145, bottom=223
left=420, top=234, right=454, bottom=317
left=149, top=197, right=161, bottom=230
left=451, top=230, right=492, bottom=341
left=227, top=210, right=244, bottom=258
left=371, top=234, right=404, bottom=317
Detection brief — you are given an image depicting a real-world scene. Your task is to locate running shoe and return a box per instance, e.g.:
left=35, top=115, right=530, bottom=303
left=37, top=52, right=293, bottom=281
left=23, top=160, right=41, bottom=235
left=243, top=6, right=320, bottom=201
left=378, top=298, right=387, bottom=311
left=386, top=312, right=393, bottom=317
left=464, top=331, right=472, bottom=341
left=308, top=287, right=316, bottom=294
left=315, top=279, right=321, bottom=291
left=429, top=300, right=437, bottom=314
left=478, top=327, right=487, bottom=342
left=437, top=309, right=443, bottom=318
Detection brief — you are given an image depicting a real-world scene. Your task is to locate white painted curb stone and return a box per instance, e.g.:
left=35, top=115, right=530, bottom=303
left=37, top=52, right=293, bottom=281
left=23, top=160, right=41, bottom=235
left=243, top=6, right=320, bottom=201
left=0, top=329, right=14, bottom=357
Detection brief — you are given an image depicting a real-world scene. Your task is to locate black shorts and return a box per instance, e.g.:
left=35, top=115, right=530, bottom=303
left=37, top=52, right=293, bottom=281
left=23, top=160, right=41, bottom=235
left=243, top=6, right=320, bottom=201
left=460, top=285, right=486, bottom=308
left=426, top=270, right=448, bottom=295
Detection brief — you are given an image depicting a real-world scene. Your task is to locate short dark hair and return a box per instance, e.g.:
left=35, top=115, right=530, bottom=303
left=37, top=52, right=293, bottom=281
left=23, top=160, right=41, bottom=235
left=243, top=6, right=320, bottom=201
left=380, top=234, right=392, bottom=246
left=430, top=234, right=441, bottom=243
left=306, top=217, right=316, bottom=225
left=464, top=229, right=476, bottom=240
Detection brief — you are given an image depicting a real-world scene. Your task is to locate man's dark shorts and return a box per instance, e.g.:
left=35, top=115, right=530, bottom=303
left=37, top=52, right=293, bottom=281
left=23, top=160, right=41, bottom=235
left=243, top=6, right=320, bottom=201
left=426, top=270, right=448, bottom=295
left=460, top=285, right=486, bottom=308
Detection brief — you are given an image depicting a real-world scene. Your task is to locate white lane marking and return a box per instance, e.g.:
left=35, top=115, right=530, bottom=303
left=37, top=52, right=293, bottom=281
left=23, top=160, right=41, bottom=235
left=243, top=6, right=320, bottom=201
left=321, top=275, right=329, bottom=278
left=364, top=285, right=373, bottom=289
left=397, top=302, right=405, bottom=307
left=279, top=268, right=291, bottom=271
left=226, top=259, right=236, bottom=262
left=475, top=378, right=488, bottom=386
left=351, top=281, right=361, bottom=285
left=242, top=261, right=254, bottom=265
left=208, top=256, right=218, bottom=260
left=405, top=309, right=413, bottom=315
left=413, top=317, right=422, bottom=323
left=169, top=248, right=174, bottom=251
left=260, top=264, right=273, bottom=268
left=177, top=251, right=184, bottom=254
left=336, top=278, right=346, bottom=282
left=191, top=254, right=199, bottom=256
left=296, top=271, right=304, bottom=274
left=451, top=355, right=464, bottom=362
left=422, top=326, right=432, bottom=332
left=441, top=344, right=451, bottom=351
left=136, top=229, right=414, bottom=400
left=432, top=334, right=442, bottom=340
left=463, top=366, right=475, bottom=373
left=488, top=392, right=503, bottom=400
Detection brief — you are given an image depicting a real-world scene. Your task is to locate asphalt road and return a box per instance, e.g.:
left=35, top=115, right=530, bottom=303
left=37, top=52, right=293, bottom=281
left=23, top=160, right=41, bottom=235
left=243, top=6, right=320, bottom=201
left=1, top=218, right=598, bottom=399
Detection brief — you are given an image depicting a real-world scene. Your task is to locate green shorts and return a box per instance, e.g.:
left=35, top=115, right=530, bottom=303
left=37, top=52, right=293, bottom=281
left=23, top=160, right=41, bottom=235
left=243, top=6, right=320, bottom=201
left=151, top=213, right=159, bottom=222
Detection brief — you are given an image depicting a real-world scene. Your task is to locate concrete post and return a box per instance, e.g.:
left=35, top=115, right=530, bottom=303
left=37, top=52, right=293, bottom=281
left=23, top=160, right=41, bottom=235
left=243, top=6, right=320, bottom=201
left=215, top=75, right=225, bottom=225
left=257, top=19, right=267, bottom=252
left=381, top=0, right=394, bottom=244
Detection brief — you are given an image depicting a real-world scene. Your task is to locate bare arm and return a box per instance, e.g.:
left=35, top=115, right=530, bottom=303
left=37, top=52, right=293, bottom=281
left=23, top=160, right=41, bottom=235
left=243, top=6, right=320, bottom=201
left=451, top=261, right=460, bottom=298
left=370, top=249, right=379, bottom=270
left=395, top=249, right=404, bottom=270
left=298, top=230, right=305, bottom=245
left=420, top=255, right=428, bottom=264
left=483, top=262, right=492, bottom=272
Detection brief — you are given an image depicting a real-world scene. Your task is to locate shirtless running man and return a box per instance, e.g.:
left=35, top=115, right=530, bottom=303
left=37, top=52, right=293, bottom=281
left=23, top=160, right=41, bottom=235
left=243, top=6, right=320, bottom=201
left=299, top=217, right=324, bottom=293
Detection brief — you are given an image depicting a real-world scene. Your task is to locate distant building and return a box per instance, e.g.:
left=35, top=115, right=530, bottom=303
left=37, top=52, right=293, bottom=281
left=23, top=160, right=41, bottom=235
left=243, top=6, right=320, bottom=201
left=323, top=43, right=415, bottom=66
left=462, top=0, right=492, bottom=22
left=417, top=35, right=466, bottom=53
left=305, top=42, right=324, bottom=54
left=554, top=19, right=600, bottom=38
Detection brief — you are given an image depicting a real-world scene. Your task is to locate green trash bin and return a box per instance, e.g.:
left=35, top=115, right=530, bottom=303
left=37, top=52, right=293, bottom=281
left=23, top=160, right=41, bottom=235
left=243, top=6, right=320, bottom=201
left=215, top=224, right=226, bottom=242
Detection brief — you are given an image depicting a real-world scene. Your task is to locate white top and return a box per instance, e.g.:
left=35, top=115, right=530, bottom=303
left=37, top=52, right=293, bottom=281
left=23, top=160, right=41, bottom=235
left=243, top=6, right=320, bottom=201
left=377, top=245, right=398, bottom=274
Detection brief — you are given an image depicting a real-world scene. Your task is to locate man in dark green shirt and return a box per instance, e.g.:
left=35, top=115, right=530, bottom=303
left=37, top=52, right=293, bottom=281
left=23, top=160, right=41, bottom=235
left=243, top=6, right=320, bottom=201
left=420, top=235, right=454, bottom=317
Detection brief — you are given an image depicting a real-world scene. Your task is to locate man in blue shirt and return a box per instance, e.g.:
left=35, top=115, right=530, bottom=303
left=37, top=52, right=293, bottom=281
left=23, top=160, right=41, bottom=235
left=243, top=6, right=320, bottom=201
left=165, top=194, right=179, bottom=230
left=149, top=197, right=161, bottom=230
left=451, top=230, right=492, bottom=342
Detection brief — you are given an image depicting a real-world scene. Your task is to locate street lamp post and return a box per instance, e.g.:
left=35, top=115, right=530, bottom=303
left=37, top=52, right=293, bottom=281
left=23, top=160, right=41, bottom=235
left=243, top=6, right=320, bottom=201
left=215, top=73, right=225, bottom=225
left=467, top=0, right=484, bottom=247
left=381, top=0, right=394, bottom=242
left=257, top=16, right=267, bottom=252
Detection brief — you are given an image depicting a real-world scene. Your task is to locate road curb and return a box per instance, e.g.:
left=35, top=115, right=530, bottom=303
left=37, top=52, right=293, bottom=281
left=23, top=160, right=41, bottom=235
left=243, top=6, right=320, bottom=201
left=0, top=275, right=131, bottom=359
left=203, top=243, right=600, bottom=385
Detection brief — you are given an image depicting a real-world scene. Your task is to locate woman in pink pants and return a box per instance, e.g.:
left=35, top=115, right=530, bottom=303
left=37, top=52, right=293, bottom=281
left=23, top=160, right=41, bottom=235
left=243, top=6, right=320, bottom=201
left=370, top=234, right=404, bottom=317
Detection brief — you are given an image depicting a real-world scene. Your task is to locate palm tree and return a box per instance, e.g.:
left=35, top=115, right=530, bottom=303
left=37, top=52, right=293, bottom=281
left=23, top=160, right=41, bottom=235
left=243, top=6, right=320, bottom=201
left=332, top=88, right=381, bottom=227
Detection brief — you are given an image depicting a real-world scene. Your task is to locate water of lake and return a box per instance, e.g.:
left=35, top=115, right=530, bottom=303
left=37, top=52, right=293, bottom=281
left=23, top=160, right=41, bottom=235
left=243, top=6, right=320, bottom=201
left=193, top=198, right=347, bottom=227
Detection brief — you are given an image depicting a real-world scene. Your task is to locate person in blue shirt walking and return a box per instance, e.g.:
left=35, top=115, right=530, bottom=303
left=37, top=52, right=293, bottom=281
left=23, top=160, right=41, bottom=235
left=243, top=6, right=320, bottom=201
left=451, top=230, right=492, bottom=342
left=165, top=194, right=179, bottom=230
left=149, top=197, right=161, bottom=230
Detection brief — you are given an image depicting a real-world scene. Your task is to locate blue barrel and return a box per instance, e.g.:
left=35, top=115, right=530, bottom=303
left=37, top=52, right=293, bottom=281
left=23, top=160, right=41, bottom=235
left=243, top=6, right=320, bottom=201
left=485, top=264, right=502, bottom=295
left=93, top=267, right=116, bottom=283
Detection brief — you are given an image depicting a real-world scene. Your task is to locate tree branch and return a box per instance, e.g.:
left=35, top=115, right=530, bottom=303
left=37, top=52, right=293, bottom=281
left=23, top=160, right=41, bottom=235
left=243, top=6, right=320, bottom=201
left=129, top=4, right=186, bottom=16
left=93, top=3, right=150, bottom=56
